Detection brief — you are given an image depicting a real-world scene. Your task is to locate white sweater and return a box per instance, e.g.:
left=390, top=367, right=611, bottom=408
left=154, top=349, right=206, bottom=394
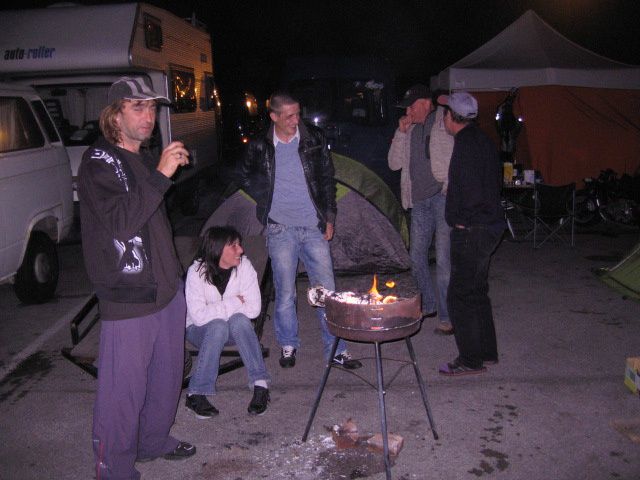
left=387, top=124, right=414, bottom=210
left=185, top=256, right=261, bottom=328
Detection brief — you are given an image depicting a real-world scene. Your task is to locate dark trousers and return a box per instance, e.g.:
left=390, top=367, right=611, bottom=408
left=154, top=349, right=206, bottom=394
left=447, top=226, right=501, bottom=368
left=93, top=289, right=186, bottom=480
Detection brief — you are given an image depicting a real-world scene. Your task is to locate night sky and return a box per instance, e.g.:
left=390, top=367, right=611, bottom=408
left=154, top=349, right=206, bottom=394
left=2, top=0, right=639, bottom=98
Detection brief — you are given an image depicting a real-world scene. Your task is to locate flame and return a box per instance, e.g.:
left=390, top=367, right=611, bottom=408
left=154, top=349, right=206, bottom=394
left=368, top=275, right=384, bottom=302
left=366, top=275, right=399, bottom=304
left=368, top=274, right=379, bottom=296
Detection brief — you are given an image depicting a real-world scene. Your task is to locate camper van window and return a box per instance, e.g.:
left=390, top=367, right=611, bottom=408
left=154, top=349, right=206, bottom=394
left=0, top=97, right=45, bottom=153
left=203, top=73, right=221, bottom=115
left=144, top=14, right=163, bottom=51
left=31, top=100, right=61, bottom=144
left=171, top=68, right=197, bottom=113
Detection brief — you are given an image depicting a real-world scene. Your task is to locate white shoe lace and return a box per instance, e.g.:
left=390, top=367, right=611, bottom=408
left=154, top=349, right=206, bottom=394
left=336, top=350, right=352, bottom=361
left=282, top=346, right=295, bottom=358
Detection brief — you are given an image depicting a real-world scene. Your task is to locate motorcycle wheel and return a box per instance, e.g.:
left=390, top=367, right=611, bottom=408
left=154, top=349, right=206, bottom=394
left=606, top=199, right=639, bottom=226
left=574, top=192, right=600, bottom=226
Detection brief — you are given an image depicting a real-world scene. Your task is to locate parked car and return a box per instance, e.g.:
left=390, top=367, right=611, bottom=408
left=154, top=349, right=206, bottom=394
left=0, top=82, right=74, bottom=303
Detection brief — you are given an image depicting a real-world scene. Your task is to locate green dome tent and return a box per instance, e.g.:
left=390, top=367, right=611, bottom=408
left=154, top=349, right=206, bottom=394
left=200, top=153, right=410, bottom=274
left=596, top=243, right=640, bottom=302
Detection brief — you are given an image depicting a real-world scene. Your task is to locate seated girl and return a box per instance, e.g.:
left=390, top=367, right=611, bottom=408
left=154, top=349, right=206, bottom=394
left=185, top=226, right=270, bottom=418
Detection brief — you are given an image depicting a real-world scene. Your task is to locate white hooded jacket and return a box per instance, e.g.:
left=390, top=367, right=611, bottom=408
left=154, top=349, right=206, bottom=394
left=185, top=256, right=261, bottom=327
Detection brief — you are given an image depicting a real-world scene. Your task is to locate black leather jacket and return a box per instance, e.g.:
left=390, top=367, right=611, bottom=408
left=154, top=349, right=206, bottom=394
left=238, top=121, right=337, bottom=232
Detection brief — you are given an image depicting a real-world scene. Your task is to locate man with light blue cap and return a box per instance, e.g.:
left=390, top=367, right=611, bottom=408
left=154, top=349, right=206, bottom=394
left=437, top=91, right=505, bottom=376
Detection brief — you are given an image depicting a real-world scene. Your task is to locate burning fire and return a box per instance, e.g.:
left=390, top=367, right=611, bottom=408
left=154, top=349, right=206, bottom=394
left=368, top=275, right=397, bottom=304
left=368, top=274, right=379, bottom=297
left=307, top=275, right=399, bottom=307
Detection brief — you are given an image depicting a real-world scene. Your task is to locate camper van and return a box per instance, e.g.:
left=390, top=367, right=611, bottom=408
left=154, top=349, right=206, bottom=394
left=0, top=82, right=74, bottom=304
left=0, top=2, right=222, bottom=212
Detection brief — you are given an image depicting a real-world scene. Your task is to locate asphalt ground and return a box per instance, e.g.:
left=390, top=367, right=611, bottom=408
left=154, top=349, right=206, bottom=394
left=1, top=228, right=639, bottom=479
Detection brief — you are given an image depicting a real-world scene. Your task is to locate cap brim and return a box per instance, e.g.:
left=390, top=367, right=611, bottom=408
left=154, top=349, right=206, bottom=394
left=124, top=95, right=171, bottom=105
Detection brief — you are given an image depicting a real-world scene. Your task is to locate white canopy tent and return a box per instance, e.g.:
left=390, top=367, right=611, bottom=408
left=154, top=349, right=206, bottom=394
left=432, top=10, right=640, bottom=91
left=430, top=10, right=640, bottom=186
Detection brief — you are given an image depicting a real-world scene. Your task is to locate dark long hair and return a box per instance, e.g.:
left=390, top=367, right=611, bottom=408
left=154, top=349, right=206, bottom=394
left=195, top=226, right=243, bottom=285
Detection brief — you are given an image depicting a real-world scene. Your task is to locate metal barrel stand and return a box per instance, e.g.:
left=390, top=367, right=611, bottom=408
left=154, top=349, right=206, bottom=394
left=302, top=336, right=438, bottom=480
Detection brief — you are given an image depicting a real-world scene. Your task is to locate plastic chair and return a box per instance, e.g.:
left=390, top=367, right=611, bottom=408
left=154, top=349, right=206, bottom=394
left=532, top=183, right=576, bottom=248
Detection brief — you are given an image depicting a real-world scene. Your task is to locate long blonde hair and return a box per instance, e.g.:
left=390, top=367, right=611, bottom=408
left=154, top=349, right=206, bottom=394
left=99, top=99, right=125, bottom=145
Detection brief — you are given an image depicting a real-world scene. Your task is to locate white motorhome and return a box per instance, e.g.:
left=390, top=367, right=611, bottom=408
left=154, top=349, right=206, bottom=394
left=0, top=2, right=221, bottom=211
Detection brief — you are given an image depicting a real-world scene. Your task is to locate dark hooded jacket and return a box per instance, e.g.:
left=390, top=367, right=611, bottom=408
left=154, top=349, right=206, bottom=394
left=78, top=137, right=182, bottom=320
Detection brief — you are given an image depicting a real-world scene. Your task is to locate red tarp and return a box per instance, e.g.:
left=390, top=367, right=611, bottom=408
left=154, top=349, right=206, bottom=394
left=474, top=86, right=640, bottom=186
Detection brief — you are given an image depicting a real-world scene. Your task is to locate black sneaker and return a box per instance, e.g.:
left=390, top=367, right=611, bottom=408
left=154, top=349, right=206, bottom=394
left=247, top=386, right=270, bottom=415
left=163, top=441, right=196, bottom=460
left=137, top=441, right=196, bottom=463
left=185, top=394, right=219, bottom=419
left=332, top=351, right=363, bottom=370
left=279, top=346, right=296, bottom=368
left=438, top=357, right=486, bottom=376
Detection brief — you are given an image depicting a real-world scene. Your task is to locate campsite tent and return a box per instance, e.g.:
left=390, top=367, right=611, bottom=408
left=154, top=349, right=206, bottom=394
left=596, top=242, right=640, bottom=302
left=431, top=10, right=640, bottom=186
left=201, top=153, right=411, bottom=274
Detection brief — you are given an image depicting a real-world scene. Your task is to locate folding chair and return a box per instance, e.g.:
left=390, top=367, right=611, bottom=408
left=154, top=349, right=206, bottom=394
left=61, top=235, right=272, bottom=384
left=532, top=183, right=576, bottom=248
left=182, top=234, right=272, bottom=380
left=502, top=185, right=536, bottom=241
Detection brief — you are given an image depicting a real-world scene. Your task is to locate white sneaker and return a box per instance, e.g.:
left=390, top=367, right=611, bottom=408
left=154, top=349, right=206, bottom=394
left=279, top=345, right=297, bottom=368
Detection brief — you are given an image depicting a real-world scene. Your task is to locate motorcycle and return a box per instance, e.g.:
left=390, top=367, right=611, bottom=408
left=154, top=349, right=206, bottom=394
left=574, top=168, right=640, bottom=227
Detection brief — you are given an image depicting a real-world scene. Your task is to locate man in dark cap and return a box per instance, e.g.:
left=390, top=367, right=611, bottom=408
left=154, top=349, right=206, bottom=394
left=78, top=76, right=195, bottom=479
left=388, top=84, right=453, bottom=335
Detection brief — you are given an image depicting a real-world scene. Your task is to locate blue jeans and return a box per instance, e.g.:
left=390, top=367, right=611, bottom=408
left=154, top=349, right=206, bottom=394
left=410, top=192, right=451, bottom=323
left=447, top=226, right=501, bottom=368
left=186, top=313, right=270, bottom=395
left=267, top=223, right=347, bottom=359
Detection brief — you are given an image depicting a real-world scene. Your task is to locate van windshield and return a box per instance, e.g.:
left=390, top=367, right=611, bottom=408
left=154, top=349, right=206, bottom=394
left=290, top=78, right=388, bottom=127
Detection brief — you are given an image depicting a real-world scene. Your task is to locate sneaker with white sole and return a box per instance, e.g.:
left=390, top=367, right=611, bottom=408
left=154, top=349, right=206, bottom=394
left=332, top=351, right=362, bottom=370
left=279, top=346, right=296, bottom=368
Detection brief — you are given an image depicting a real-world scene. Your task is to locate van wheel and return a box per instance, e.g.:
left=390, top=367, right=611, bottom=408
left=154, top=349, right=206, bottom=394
left=14, top=232, right=59, bottom=304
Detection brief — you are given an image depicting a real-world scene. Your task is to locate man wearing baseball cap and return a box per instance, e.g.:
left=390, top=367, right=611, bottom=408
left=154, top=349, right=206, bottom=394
left=437, top=91, right=505, bottom=376
left=388, top=85, right=454, bottom=335
left=78, top=76, right=195, bottom=478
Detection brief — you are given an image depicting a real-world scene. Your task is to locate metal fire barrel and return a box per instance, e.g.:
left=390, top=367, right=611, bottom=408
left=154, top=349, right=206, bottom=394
left=325, top=294, right=421, bottom=342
